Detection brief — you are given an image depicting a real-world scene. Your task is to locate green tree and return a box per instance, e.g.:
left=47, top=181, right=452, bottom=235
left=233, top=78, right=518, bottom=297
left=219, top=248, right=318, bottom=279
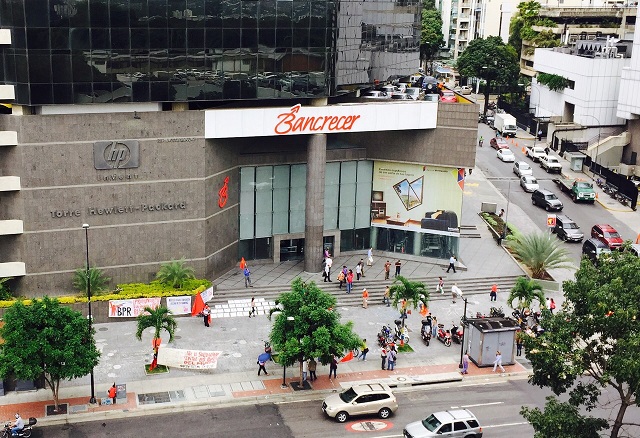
left=521, top=249, right=640, bottom=438
left=156, top=258, right=195, bottom=289
left=508, top=1, right=542, bottom=57
left=0, top=297, right=101, bottom=411
left=456, top=36, right=520, bottom=115
left=506, top=232, right=573, bottom=279
left=508, top=276, right=544, bottom=310
left=0, top=276, right=13, bottom=300
left=521, top=396, right=609, bottom=438
left=72, top=266, right=111, bottom=295
left=268, top=278, right=361, bottom=387
left=389, top=276, right=429, bottom=328
left=420, top=3, right=444, bottom=73
left=136, top=306, right=177, bottom=370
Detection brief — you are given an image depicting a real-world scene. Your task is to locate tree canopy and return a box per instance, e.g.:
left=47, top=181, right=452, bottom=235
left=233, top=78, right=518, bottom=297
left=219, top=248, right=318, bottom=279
left=156, top=258, right=195, bottom=289
left=0, top=297, right=101, bottom=411
left=420, top=2, right=444, bottom=72
left=268, top=278, right=361, bottom=385
left=521, top=248, right=640, bottom=438
left=509, top=1, right=542, bottom=57
left=72, top=266, right=111, bottom=294
left=456, top=36, right=520, bottom=115
left=389, top=276, right=429, bottom=327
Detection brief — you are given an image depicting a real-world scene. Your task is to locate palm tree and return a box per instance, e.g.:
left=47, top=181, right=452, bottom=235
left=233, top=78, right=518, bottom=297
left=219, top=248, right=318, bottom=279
left=136, top=306, right=177, bottom=370
left=72, top=266, right=111, bottom=294
left=156, top=258, right=195, bottom=288
left=508, top=276, right=544, bottom=310
left=389, top=276, right=429, bottom=329
left=506, top=232, right=573, bottom=279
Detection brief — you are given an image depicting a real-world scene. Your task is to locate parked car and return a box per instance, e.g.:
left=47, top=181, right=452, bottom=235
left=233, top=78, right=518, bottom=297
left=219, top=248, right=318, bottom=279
left=582, top=238, right=612, bottom=264
left=525, top=145, right=546, bottom=162
left=520, top=175, right=539, bottom=192
left=539, top=155, right=563, bottom=173
left=322, top=383, right=398, bottom=423
left=513, top=161, right=533, bottom=177
left=627, top=244, right=640, bottom=257
left=405, top=87, right=421, bottom=100
left=590, top=224, right=624, bottom=249
left=490, top=137, right=509, bottom=150
left=552, top=215, right=584, bottom=242
left=460, top=85, right=472, bottom=95
left=497, top=148, right=515, bottom=162
left=531, top=188, right=563, bottom=211
left=362, top=90, right=388, bottom=99
left=390, top=93, right=409, bottom=100
left=440, top=90, right=457, bottom=103
left=403, top=409, right=483, bottom=438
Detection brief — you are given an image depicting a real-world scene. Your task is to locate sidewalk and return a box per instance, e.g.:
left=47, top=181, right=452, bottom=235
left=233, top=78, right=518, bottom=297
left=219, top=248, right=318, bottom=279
left=1, top=144, right=560, bottom=425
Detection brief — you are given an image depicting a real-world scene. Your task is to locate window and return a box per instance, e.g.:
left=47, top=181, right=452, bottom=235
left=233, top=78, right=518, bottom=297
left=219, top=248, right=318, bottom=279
left=439, top=423, right=452, bottom=433
left=454, top=421, right=468, bottom=431
left=467, top=420, right=479, bottom=428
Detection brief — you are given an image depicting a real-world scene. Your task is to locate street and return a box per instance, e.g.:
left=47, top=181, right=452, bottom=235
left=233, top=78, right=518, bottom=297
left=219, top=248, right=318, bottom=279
left=474, top=122, right=636, bottom=264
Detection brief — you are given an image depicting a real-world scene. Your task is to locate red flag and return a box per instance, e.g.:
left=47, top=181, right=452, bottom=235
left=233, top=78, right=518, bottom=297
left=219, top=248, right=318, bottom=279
left=340, top=351, right=354, bottom=362
left=191, top=293, right=205, bottom=316
left=239, top=257, right=246, bottom=270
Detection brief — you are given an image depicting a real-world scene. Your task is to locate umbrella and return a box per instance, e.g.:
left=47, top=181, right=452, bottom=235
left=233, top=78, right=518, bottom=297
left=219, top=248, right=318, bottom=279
left=258, top=352, right=271, bottom=363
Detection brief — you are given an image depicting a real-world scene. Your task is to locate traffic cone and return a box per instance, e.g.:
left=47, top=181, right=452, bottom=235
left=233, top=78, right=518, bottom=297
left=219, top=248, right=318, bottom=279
left=522, top=146, right=526, bottom=153
left=595, top=193, right=598, bottom=199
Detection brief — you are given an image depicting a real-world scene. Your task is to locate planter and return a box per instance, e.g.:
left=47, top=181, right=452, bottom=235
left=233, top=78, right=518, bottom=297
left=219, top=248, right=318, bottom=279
left=536, top=279, right=560, bottom=292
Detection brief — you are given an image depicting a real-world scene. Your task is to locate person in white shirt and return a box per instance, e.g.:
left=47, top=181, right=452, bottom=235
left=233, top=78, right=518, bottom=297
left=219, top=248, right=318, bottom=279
left=493, top=350, right=505, bottom=373
left=11, top=413, right=24, bottom=436
left=446, top=255, right=457, bottom=273
left=451, top=283, right=462, bottom=303
left=324, top=257, right=332, bottom=282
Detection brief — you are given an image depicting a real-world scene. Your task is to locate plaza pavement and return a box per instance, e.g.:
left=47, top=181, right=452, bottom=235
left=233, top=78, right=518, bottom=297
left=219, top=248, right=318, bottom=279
left=2, top=126, right=638, bottom=425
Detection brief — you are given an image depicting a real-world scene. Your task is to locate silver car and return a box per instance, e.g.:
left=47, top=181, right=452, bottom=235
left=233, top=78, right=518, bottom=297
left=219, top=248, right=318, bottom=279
left=520, top=175, right=539, bottom=192
left=403, top=409, right=483, bottom=438
left=513, top=161, right=533, bottom=177
left=322, top=383, right=398, bottom=423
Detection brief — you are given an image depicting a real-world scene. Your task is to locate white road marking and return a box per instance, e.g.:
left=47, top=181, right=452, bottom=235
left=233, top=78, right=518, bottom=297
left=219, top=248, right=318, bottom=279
left=483, top=421, right=530, bottom=428
left=454, top=401, right=504, bottom=409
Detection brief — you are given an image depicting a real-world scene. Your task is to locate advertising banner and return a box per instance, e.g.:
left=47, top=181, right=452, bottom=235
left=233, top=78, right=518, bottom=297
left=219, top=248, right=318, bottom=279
left=157, top=347, right=222, bottom=369
left=371, top=161, right=463, bottom=237
left=108, top=297, right=161, bottom=318
left=166, top=296, right=192, bottom=315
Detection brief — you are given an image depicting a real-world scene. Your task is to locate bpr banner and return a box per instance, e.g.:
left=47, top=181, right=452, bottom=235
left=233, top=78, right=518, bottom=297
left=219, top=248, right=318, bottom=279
left=108, top=297, right=161, bottom=318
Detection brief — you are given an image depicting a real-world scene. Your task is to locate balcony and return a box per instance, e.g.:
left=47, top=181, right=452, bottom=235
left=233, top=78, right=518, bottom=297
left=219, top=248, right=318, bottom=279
left=0, top=29, right=10, bottom=45
left=0, top=220, right=23, bottom=236
left=0, top=262, right=26, bottom=277
left=0, top=131, right=17, bottom=146
left=0, top=85, right=15, bottom=101
left=0, top=176, right=21, bottom=192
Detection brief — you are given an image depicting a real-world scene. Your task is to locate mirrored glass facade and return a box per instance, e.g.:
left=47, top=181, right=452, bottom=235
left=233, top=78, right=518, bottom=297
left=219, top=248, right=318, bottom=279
left=0, top=0, right=338, bottom=104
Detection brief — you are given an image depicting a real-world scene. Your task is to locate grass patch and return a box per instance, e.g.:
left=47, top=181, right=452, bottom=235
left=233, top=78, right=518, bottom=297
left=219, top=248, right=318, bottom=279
left=397, top=344, right=414, bottom=353
left=144, top=364, right=170, bottom=375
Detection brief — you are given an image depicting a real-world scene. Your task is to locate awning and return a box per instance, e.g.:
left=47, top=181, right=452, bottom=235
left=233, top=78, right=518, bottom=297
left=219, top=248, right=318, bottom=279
left=435, top=66, right=453, bottom=75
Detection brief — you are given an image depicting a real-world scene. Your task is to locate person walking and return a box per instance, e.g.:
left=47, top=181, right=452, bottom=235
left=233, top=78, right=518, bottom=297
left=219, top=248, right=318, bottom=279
left=367, top=247, right=373, bottom=266
left=394, top=260, right=401, bottom=277
left=387, top=346, right=397, bottom=371
left=337, top=269, right=346, bottom=289
left=538, top=129, right=543, bottom=141
left=324, top=256, right=332, bottom=282
left=358, top=339, right=369, bottom=361
left=302, top=359, right=308, bottom=381
left=380, top=346, right=387, bottom=370
left=248, top=297, right=257, bottom=318
left=243, top=265, right=253, bottom=287
left=346, top=269, right=354, bottom=294
left=308, top=358, right=317, bottom=381
left=461, top=351, right=469, bottom=375
left=383, top=285, right=391, bottom=307
left=436, top=276, right=444, bottom=294
left=446, top=254, right=457, bottom=273
left=360, top=259, right=366, bottom=277
left=431, top=316, right=438, bottom=337
left=549, top=298, right=556, bottom=314
left=362, top=288, right=369, bottom=308
left=108, top=383, right=117, bottom=404
left=451, top=283, right=462, bottom=303
left=329, top=355, right=338, bottom=379
left=355, top=262, right=362, bottom=281
left=516, top=332, right=524, bottom=357
left=490, top=284, right=498, bottom=302
left=492, top=350, right=505, bottom=373
left=384, top=260, right=391, bottom=280
left=202, top=304, right=211, bottom=327
left=258, top=357, right=269, bottom=376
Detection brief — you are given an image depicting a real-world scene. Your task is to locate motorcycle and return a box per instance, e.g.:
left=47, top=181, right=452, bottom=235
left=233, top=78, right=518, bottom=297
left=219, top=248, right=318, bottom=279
left=595, top=178, right=605, bottom=188
left=393, top=320, right=410, bottom=344
left=420, top=319, right=432, bottom=346
left=377, top=325, right=393, bottom=347
left=436, top=323, right=451, bottom=347
left=489, top=306, right=505, bottom=318
left=450, top=324, right=464, bottom=344
left=2, top=418, right=36, bottom=438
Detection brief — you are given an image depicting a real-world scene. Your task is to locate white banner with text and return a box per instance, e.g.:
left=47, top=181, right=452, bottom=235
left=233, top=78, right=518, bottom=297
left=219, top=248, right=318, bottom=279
left=157, top=347, right=222, bottom=369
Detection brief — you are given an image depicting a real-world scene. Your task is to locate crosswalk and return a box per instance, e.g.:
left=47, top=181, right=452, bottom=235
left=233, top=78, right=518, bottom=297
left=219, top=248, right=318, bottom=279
left=210, top=297, right=277, bottom=318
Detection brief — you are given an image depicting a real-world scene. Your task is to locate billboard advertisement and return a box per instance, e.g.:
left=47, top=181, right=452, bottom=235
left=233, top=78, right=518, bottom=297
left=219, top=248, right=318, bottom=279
left=371, top=161, right=463, bottom=237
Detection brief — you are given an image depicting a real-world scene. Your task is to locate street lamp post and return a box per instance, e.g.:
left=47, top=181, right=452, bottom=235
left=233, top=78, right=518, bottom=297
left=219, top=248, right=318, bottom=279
left=82, top=223, right=97, bottom=405
left=281, top=316, right=295, bottom=389
left=530, top=84, right=540, bottom=147
left=503, top=179, right=512, bottom=241
left=458, top=297, right=468, bottom=369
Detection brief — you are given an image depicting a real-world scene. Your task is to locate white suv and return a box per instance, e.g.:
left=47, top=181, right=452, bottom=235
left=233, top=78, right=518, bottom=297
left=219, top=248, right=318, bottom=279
left=403, top=409, right=483, bottom=438
left=322, top=383, right=398, bottom=423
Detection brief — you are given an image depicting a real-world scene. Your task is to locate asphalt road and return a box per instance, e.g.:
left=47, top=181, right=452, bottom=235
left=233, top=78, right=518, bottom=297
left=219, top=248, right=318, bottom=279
left=38, top=379, right=544, bottom=438
left=475, top=123, right=636, bottom=265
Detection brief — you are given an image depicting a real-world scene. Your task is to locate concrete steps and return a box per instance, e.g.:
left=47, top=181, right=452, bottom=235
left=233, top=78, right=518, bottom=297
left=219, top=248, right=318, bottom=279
left=207, top=274, right=523, bottom=309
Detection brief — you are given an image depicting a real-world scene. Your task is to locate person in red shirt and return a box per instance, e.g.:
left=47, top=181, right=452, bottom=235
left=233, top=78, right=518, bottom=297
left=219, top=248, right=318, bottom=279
left=346, top=270, right=354, bottom=294
left=108, top=383, right=117, bottom=404
left=490, top=284, right=498, bottom=302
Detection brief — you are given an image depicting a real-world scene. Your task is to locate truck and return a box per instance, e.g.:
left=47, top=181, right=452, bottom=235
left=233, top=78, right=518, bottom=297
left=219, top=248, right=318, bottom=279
left=539, top=154, right=563, bottom=173
left=526, top=145, right=547, bottom=162
left=494, top=113, right=517, bottom=138
left=553, top=178, right=596, bottom=203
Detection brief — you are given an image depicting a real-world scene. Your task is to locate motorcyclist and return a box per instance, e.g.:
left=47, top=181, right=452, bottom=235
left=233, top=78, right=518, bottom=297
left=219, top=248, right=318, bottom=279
left=11, top=413, right=24, bottom=436
left=478, top=136, right=483, bottom=147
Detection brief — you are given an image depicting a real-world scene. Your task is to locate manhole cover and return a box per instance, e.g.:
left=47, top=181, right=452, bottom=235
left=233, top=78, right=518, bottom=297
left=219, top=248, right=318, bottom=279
left=99, top=328, right=108, bottom=332
left=346, top=420, right=393, bottom=432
